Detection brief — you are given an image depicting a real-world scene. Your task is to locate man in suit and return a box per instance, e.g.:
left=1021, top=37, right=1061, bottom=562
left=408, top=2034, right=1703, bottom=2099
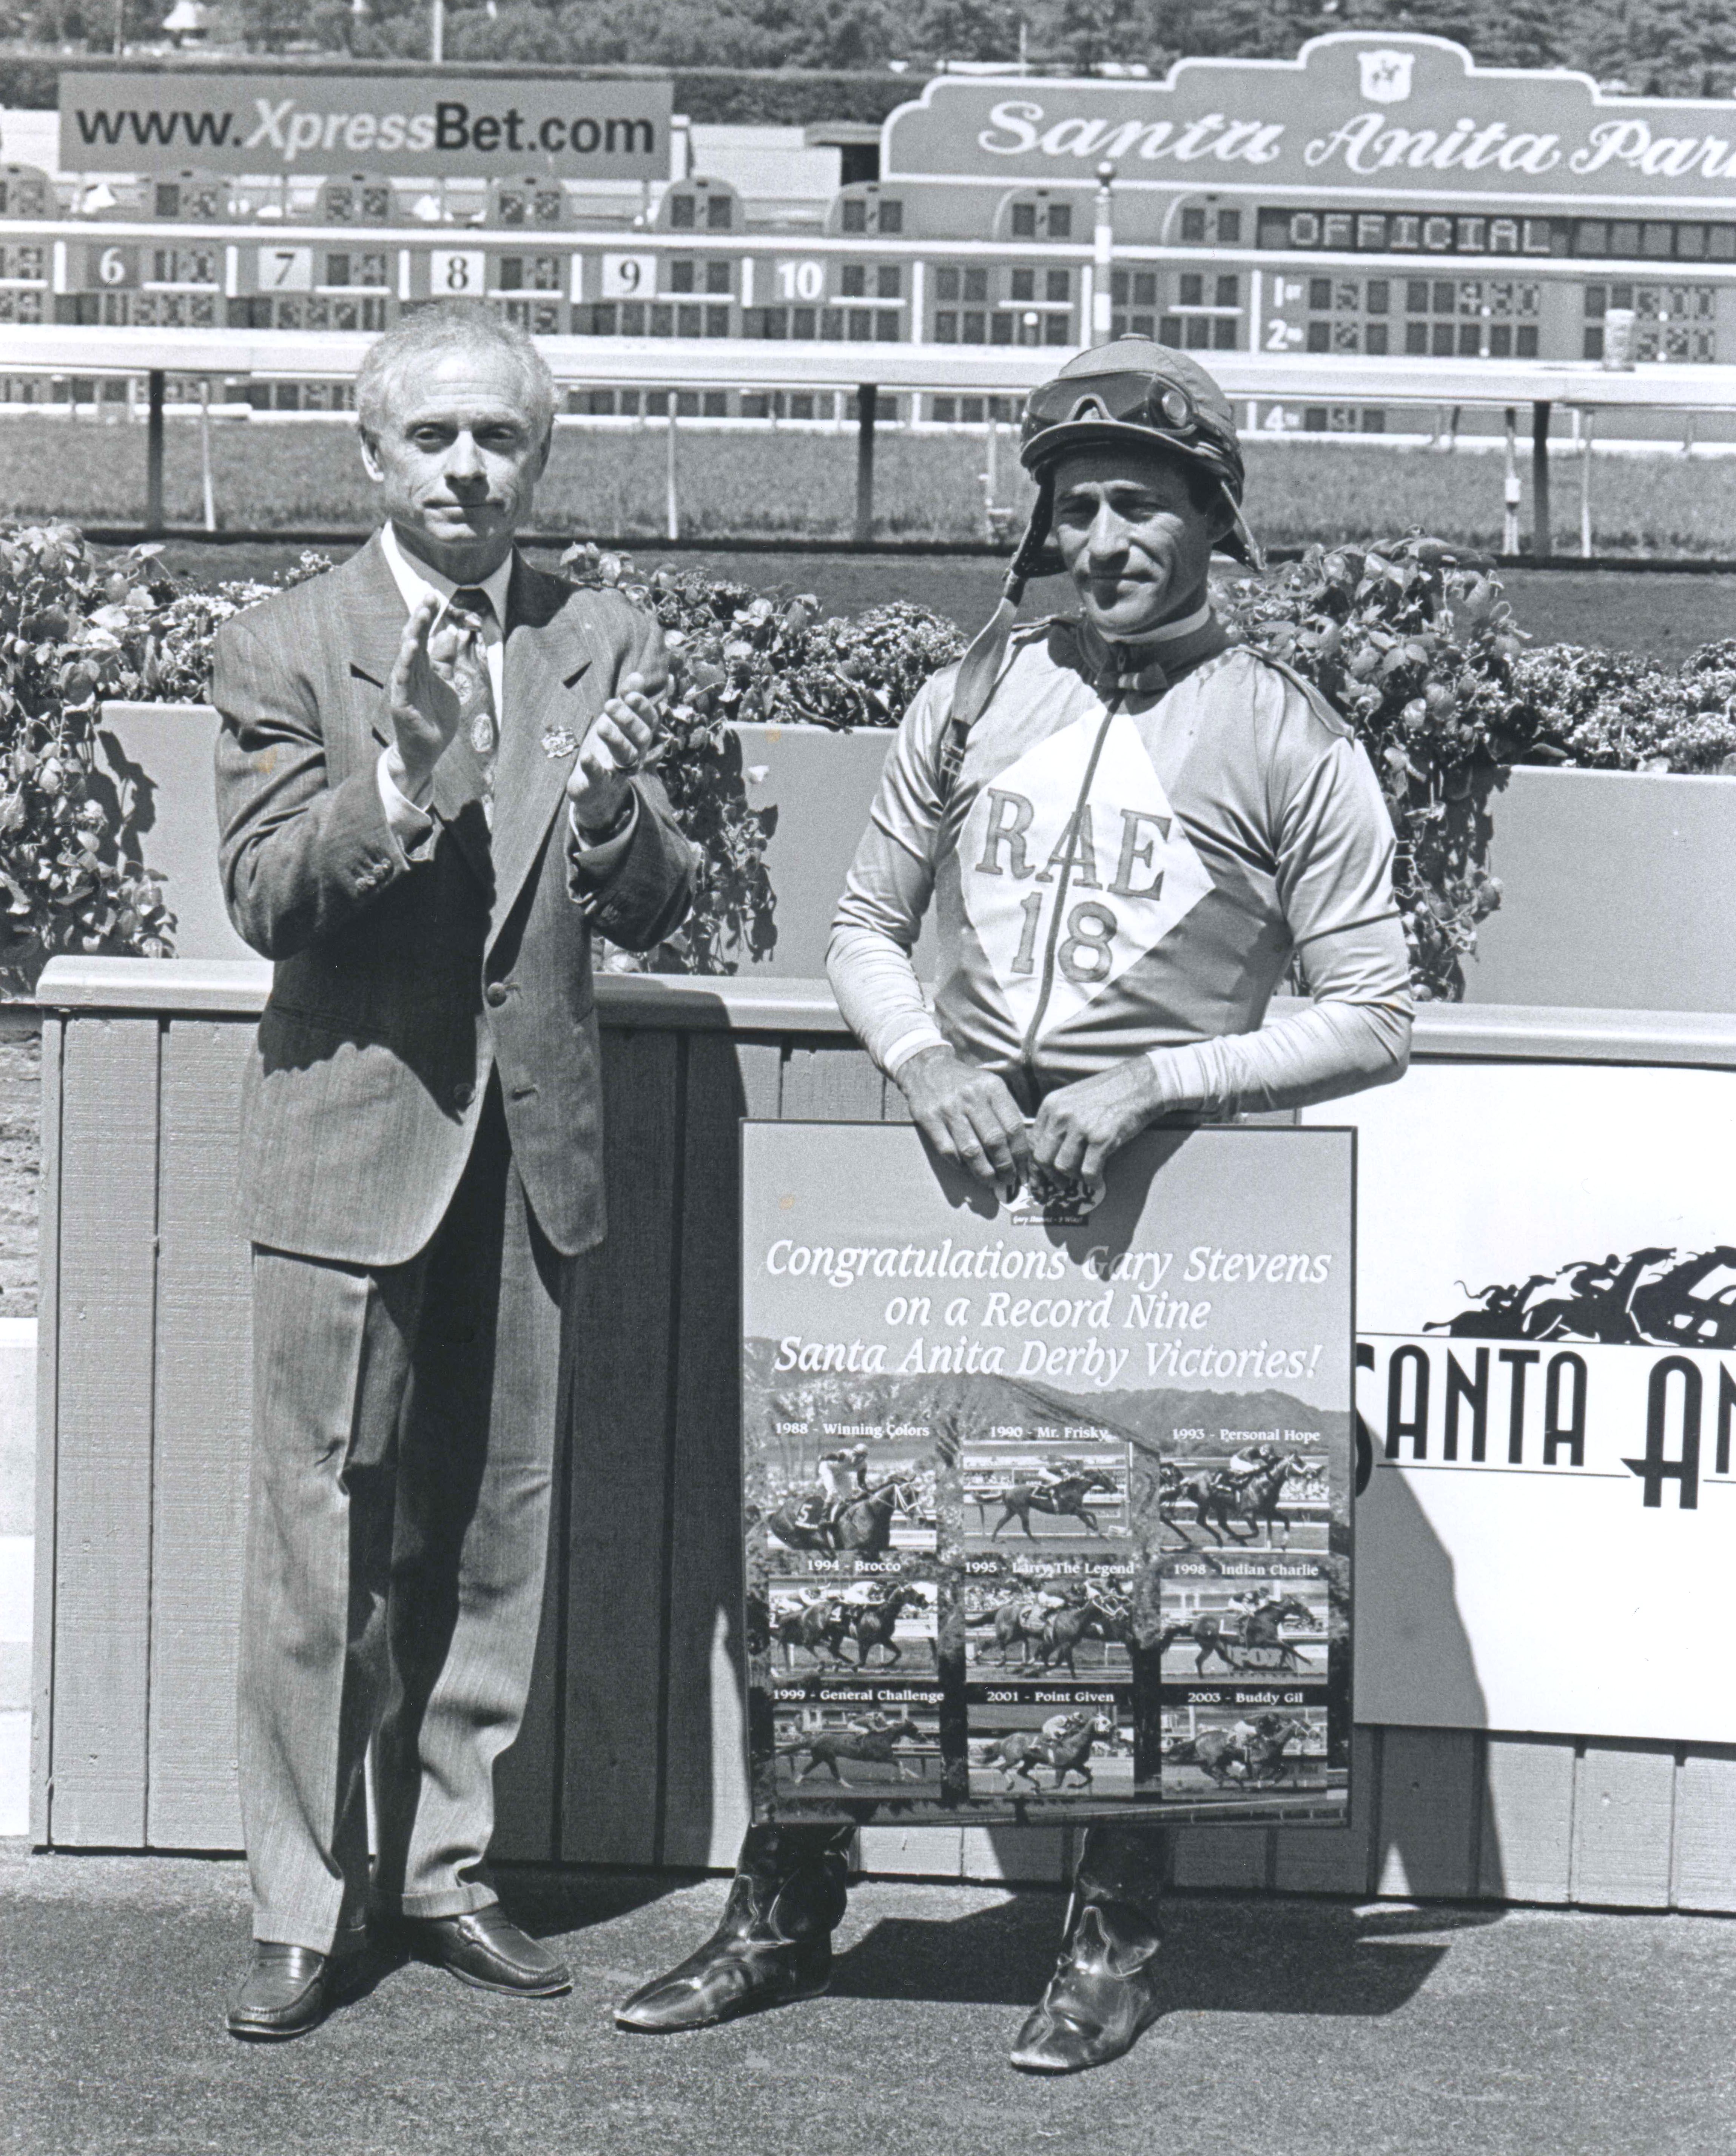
left=215, top=300, right=694, bottom=2040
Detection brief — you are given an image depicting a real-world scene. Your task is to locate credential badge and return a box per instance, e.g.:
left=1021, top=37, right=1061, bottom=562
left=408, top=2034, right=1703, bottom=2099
left=541, top=726, right=580, bottom=760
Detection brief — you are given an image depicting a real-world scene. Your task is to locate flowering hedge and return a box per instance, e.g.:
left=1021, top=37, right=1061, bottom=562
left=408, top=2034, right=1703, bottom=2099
left=0, top=524, right=336, bottom=988
left=2, top=518, right=1731, bottom=999
left=1507, top=640, right=1736, bottom=775
left=1216, top=537, right=1532, bottom=1001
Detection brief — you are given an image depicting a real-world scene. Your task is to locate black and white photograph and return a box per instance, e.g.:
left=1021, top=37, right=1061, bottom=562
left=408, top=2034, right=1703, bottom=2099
left=1159, top=1695, right=1337, bottom=1800
left=966, top=1687, right=1133, bottom=1802
left=766, top=1573, right=939, bottom=1674
left=1156, top=1561, right=1335, bottom=1683
left=963, top=1558, right=1139, bottom=1678
left=3, top=10, right=1735, bottom=2151
left=769, top=1690, right=947, bottom=1801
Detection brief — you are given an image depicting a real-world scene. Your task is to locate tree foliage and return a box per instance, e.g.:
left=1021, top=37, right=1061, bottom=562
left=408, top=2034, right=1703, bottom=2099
left=12, top=0, right=1736, bottom=89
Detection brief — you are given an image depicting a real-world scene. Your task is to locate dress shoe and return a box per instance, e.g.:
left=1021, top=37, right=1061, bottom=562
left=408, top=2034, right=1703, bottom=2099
left=399, top=1904, right=571, bottom=1997
left=615, top=1825, right=849, bottom=2033
left=1008, top=1897, right=1164, bottom=2073
left=226, top=1940, right=367, bottom=2042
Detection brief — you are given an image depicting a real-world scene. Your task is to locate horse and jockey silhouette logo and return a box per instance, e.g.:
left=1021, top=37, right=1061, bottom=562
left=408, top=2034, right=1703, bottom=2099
left=1429, top=1245, right=1736, bottom=1349
left=1358, top=48, right=1415, bottom=102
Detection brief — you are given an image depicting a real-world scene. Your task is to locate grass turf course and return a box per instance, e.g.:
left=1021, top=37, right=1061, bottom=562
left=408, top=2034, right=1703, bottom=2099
left=7, top=412, right=1736, bottom=559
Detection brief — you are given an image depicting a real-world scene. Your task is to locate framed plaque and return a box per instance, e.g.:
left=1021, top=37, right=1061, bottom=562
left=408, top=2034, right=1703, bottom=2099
left=741, top=1119, right=1356, bottom=1828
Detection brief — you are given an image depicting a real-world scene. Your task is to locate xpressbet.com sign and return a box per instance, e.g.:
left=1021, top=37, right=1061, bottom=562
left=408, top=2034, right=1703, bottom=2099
left=60, top=71, right=671, bottom=179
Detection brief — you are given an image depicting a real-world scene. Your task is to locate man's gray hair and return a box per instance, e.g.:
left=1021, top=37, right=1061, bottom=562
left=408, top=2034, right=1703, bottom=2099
left=355, top=300, right=558, bottom=445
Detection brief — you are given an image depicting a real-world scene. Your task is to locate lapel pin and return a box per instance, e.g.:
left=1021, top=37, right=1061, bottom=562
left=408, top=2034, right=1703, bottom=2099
left=541, top=726, right=580, bottom=759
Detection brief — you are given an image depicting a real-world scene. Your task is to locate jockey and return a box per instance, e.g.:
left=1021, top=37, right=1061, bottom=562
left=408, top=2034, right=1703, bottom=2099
left=1226, top=1444, right=1274, bottom=1479
left=816, top=1444, right=870, bottom=1528
left=616, top=339, right=1412, bottom=2072
left=1029, top=1456, right=1079, bottom=1494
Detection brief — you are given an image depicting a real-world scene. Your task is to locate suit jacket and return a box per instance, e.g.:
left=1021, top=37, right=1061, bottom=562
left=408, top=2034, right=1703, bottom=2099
left=213, top=534, right=696, bottom=1267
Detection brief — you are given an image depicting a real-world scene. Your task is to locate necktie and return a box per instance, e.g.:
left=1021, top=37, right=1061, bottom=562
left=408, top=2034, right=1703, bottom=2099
left=447, top=586, right=498, bottom=811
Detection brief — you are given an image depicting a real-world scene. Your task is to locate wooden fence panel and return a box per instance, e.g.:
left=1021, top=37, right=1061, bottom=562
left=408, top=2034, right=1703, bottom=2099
left=1671, top=1749, right=1736, bottom=1913
left=560, top=1029, right=684, bottom=1866
left=858, top=1826, right=964, bottom=1878
left=1479, top=1735, right=1576, bottom=1904
left=778, top=1040, right=885, bottom=1121
left=30, top=1018, right=63, bottom=1846
left=1271, top=1727, right=1380, bottom=1896
left=658, top=1036, right=780, bottom=1870
left=1171, top=1825, right=1274, bottom=1891
left=1375, top=1727, right=1479, bottom=1899
left=961, top=1826, right=1067, bottom=1885
left=49, top=1016, right=160, bottom=1847
left=1571, top=1743, right=1676, bottom=1908
left=146, top=1018, right=253, bottom=1848
left=29, top=969, right=1736, bottom=1917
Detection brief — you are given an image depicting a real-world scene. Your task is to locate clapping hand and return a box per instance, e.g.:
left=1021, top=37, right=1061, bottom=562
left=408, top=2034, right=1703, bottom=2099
left=384, top=592, right=477, bottom=802
left=567, top=670, right=664, bottom=833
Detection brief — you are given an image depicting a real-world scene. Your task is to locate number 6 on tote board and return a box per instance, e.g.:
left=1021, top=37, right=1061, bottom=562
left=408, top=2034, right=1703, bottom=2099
left=93, top=244, right=138, bottom=288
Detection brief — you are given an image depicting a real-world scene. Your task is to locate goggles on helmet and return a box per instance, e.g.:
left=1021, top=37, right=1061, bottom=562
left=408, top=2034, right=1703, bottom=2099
left=1019, top=366, right=1244, bottom=496
left=1022, top=369, right=1201, bottom=443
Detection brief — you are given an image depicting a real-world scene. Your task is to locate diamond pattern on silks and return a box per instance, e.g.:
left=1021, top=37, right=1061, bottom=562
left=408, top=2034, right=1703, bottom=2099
left=959, top=708, right=1214, bottom=1045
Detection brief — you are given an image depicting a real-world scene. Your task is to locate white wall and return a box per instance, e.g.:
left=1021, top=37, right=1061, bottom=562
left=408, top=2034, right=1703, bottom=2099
left=0, top=1317, right=37, bottom=1838
left=0, top=109, right=59, bottom=175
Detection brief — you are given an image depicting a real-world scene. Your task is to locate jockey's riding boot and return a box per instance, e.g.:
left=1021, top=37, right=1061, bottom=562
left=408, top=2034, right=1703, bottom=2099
left=1008, top=1824, right=1166, bottom=2073
left=615, top=1823, right=852, bottom=2034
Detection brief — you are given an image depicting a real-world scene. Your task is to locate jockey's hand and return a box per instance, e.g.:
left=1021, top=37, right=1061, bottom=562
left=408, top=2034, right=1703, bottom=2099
left=896, top=1046, right=1031, bottom=1187
left=1030, top=1056, right=1167, bottom=1182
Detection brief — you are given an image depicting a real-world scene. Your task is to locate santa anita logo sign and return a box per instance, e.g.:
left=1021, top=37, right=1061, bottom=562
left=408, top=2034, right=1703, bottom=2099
left=885, top=32, right=1736, bottom=201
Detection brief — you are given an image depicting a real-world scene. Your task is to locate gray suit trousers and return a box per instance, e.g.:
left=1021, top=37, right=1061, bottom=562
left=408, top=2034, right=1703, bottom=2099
left=239, top=1077, right=563, bottom=1951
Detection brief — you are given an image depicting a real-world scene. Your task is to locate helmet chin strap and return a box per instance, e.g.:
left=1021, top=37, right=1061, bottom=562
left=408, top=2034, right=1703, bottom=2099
left=1222, top=480, right=1266, bottom=573
left=937, top=472, right=1055, bottom=797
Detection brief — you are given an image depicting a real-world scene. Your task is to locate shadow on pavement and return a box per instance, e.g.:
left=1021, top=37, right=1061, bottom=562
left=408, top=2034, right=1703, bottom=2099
left=492, top=1865, right=675, bottom=1939
left=829, top=1891, right=1500, bottom=2015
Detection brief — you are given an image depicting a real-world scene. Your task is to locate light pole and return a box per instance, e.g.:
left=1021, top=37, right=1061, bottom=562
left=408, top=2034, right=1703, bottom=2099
left=431, top=0, right=444, bottom=62
left=1092, top=160, right=1116, bottom=340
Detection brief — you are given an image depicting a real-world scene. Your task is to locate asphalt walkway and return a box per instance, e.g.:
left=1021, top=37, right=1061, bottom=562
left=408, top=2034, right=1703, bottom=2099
left=3, top=1849, right=1732, bottom=2156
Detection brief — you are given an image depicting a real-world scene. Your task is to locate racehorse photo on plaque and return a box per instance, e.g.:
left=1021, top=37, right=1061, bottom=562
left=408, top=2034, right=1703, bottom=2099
left=740, top=1119, right=1357, bottom=1829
